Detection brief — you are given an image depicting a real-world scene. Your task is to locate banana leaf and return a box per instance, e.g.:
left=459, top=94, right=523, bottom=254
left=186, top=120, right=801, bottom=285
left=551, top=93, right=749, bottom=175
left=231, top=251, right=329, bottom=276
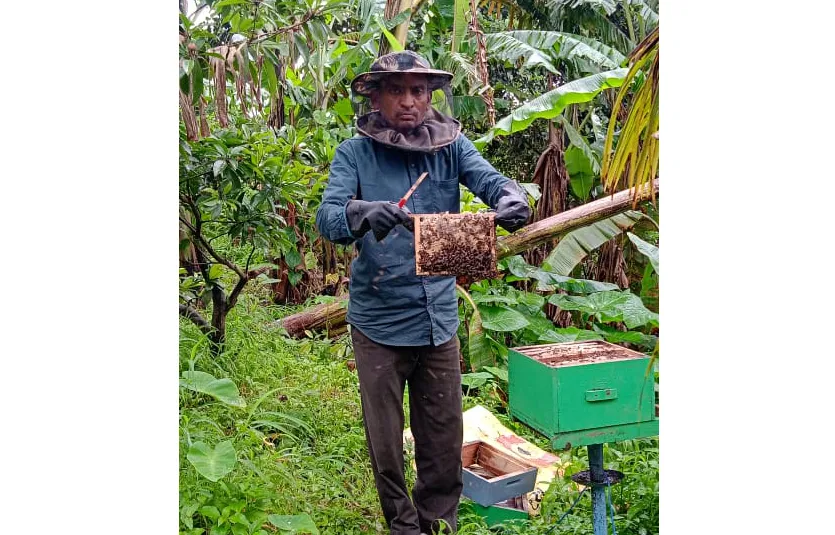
left=546, top=0, right=617, bottom=15
left=548, top=290, right=658, bottom=328
left=627, top=231, right=659, bottom=274
left=625, top=0, right=659, bottom=26
left=601, top=28, right=658, bottom=201
left=543, top=210, right=644, bottom=275
left=556, top=115, right=602, bottom=174
left=457, top=285, right=494, bottom=371
left=482, top=32, right=560, bottom=74
left=503, top=254, right=619, bottom=293
left=451, top=0, right=469, bottom=53
left=485, top=31, right=626, bottom=71
left=435, top=51, right=480, bottom=88
left=474, top=68, right=628, bottom=149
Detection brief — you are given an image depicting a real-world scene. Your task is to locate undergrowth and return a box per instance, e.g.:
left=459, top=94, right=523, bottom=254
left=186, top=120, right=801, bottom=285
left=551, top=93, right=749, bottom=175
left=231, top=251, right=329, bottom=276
left=179, top=294, right=658, bottom=535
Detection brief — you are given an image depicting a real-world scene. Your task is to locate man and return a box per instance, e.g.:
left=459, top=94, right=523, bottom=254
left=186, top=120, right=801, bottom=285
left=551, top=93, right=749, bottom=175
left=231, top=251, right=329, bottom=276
left=315, top=51, right=530, bottom=534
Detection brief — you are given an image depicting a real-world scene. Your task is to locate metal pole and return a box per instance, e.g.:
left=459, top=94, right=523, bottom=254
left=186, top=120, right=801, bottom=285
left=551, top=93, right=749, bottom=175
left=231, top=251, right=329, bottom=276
left=588, top=443, right=608, bottom=535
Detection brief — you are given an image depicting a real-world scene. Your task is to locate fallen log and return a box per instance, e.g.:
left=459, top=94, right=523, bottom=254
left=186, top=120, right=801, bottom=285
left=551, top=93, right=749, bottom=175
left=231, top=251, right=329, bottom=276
left=278, top=299, right=349, bottom=338
left=277, top=181, right=658, bottom=338
left=496, top=181, right=658, bottom=258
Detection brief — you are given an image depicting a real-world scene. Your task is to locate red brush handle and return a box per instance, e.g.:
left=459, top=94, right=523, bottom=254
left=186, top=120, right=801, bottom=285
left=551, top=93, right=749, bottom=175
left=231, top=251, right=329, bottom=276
left=397, top=172, right=429, bottom=209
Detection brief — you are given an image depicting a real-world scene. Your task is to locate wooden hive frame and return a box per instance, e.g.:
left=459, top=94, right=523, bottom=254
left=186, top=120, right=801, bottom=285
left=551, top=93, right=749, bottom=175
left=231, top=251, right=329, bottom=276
left=413, top=212, right=498, bottom=278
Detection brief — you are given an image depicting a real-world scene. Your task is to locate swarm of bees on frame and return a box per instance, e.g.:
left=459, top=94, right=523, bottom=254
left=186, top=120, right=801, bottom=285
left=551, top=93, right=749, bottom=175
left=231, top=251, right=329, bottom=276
left=414, top=213, right=498, bottom=279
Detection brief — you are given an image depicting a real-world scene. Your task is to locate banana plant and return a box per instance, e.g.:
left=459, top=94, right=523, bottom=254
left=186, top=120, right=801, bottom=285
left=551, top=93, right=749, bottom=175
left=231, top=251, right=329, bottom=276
left=473, top=67, right=628, bottom=148
left=601, top=26, right=658, bottom=201
left=451, top=0, right=469, bottom=52
left=485, top=30, right=626, bottom=74
left=541, top=0, right=658, bottom=50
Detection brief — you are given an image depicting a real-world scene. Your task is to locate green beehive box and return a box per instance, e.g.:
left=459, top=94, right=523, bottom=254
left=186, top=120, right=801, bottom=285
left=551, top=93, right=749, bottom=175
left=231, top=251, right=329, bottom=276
left=462, top=496, right=529, bottom=528
left=508, top=341, right=658, bottom=449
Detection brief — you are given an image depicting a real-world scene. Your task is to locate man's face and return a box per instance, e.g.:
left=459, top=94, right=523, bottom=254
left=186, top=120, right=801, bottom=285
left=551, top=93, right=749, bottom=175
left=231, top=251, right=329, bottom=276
left=371, top=73, right=431, bottom=133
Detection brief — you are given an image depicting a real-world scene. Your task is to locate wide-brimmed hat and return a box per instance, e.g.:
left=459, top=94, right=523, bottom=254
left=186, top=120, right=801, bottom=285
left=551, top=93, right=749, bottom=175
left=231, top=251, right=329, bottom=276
left=351, top=51, right=453, bottom=97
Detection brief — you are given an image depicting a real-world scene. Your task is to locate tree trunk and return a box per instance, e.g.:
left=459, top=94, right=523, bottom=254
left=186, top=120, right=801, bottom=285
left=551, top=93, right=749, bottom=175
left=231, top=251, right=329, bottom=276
left=524, top=118, right=566, bottom=267
left=179, top=208, right=200, bottom=275
left=588, top=238, right=629, bottom=289
left=277, top=183, right=658, bottom=338
left=210, top=286, right=228, bottom=349
left=522, top=90, right=569, bottom=324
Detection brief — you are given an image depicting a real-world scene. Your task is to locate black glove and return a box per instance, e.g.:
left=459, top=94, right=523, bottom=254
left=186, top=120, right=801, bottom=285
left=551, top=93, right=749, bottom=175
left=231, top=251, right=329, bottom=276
left=346, top=200, right=414, bottom=241
left=494, top=182, right=531, bottom=232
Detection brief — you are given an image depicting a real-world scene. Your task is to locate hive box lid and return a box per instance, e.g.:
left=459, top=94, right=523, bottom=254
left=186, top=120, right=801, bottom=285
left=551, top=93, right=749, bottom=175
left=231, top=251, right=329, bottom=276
left=511, top=340, right=648, bottom=368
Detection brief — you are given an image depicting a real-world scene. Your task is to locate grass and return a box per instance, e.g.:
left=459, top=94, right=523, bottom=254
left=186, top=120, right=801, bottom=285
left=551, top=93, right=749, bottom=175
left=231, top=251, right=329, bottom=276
left=179, top=292, right=658, bottom=535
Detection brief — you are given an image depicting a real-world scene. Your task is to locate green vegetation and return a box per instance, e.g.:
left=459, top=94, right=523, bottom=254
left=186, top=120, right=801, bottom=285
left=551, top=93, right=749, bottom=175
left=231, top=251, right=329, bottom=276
left=180, top=298, right=657, bottom=534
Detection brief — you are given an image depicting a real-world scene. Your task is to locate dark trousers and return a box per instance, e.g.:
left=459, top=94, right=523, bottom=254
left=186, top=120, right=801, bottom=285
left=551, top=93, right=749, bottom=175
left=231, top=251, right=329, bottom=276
left=351, top=327, right=464, bottom=535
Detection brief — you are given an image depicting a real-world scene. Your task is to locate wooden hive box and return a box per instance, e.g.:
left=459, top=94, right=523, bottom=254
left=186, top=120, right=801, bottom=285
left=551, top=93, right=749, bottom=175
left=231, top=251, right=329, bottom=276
left=413, top=213, right=498, bottom=279
left=460, top=440, right=537, bottom=507
left=463, top=495, right=529, bottom=527
left=508, top=341, right=658, bottom=449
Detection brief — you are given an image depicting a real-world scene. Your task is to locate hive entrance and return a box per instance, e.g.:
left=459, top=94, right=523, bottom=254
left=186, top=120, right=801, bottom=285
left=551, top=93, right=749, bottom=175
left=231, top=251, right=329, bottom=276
left=513, top=341, right=646, bottom=368
left=414, top=213, right=498, bottom=278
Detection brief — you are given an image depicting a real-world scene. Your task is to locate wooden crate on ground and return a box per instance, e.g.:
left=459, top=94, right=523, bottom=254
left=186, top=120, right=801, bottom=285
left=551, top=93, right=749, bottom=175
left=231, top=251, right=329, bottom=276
left=413, top=213, right=498, bottom=278
left=461, top=440, right=538, bottom=507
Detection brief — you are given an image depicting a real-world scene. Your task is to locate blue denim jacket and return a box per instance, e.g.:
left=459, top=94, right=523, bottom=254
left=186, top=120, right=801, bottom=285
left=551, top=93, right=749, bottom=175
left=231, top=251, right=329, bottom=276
left=315, top=134, right=511, bottom=346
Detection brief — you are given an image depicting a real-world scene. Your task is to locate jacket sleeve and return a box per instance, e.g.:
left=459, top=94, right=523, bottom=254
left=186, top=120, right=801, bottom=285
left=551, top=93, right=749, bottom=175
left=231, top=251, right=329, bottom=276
left=315, top=141, right=359, bottom=245
left=456, top=135, right=512, bottom=209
